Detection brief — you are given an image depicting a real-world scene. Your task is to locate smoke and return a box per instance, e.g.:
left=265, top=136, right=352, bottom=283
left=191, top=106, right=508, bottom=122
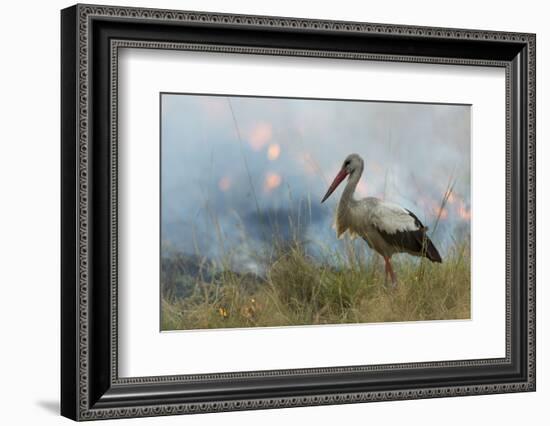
left=161, top=94, right=470, bottom=268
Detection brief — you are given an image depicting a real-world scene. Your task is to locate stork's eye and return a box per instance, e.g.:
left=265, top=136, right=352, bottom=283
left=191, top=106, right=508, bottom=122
left=344, top=160, right=350, bottom=167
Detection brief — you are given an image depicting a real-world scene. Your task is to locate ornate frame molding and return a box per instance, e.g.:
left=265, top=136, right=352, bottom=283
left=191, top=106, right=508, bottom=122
left=61, top=4, right=536, bottom=421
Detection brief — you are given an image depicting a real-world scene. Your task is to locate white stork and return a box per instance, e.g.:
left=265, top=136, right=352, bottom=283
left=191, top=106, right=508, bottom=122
left=321, top=153, right=442, bottom=287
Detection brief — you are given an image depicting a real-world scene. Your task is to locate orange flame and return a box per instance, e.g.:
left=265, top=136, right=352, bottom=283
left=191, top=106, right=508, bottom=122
left=420, top=197, right=449, bottom=221
left=248, top=122, right=272, bottom=151
left=438, top=208, right=449, bottom=220
left=267, top=144, right=281, bottom=161
left=264, top=172, right=282, bottom=192
left=447, top=191, right=456, bottom=204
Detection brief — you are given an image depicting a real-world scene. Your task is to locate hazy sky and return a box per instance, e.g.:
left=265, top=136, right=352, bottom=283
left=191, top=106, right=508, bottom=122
left=161, top=93, right=470, bottom=271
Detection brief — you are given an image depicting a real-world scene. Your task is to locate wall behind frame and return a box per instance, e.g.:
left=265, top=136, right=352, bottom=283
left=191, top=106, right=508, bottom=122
left=0, top=0, right=546, bottom=425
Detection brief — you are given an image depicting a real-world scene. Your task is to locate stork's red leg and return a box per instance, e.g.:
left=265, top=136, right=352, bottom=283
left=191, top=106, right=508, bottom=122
left=384, top=256, right=398, bottom=288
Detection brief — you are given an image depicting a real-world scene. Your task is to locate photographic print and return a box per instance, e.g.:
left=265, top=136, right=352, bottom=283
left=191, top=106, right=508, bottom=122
left=160, top=93, right=471, bottom=331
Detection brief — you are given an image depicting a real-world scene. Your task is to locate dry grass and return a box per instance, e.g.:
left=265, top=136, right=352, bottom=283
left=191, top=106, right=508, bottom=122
left=160, top=239, right=470, bottom=331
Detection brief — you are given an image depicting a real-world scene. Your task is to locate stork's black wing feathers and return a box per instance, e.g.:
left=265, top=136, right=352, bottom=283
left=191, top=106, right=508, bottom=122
left=377, top=209, right=442, bottom=263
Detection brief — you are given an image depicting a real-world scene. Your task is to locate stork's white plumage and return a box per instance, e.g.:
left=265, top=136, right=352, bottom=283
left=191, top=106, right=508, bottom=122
left=321, top=153, right=442, bottom=287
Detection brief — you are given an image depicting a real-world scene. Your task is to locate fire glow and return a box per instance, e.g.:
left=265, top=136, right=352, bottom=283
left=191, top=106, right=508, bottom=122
left=298, top=152, right=317, bottom=176
left=447, top=191, right=456, bottom=204
left=458, top=200, right=471, bottom=220
left=267, top=143, right=281, bottom=161
left=218, top=176, right=232, bottom=192
left=247, top=122, right=272, bottom=151
left=264, top=172, right=282, bottom=192
left=438, top=208, right=449, bottom=220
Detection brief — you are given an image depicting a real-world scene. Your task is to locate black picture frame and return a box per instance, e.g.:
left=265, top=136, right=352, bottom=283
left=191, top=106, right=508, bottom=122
left=61, top=4, right=536, bottom=421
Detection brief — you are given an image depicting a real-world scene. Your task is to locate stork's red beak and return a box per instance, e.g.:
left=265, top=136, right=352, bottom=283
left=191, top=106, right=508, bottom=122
left=321, top=168, right=349, bottom=203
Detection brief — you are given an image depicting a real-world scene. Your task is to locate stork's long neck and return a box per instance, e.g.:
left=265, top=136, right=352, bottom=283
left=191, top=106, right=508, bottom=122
left=339, top=164, right=363, bottom=212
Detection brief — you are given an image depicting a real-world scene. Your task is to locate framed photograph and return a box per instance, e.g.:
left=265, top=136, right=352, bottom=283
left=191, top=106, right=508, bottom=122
left=61, top=4, right=536, bottom=421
